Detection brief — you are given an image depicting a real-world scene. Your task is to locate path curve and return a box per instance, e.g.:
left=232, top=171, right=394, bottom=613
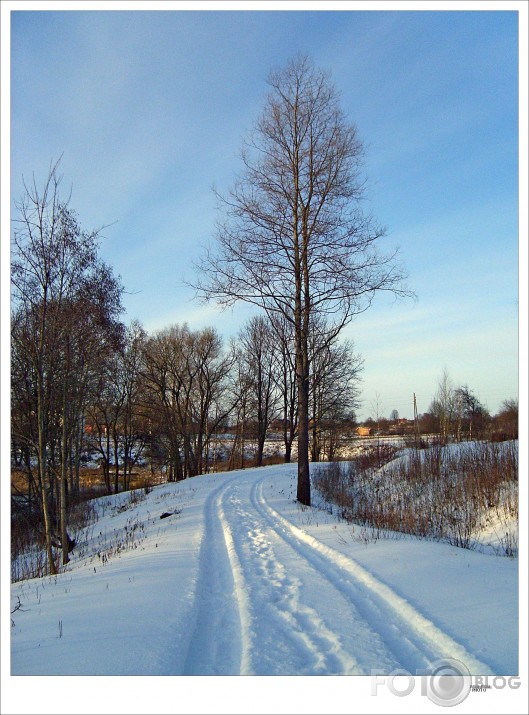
left=181, top=469, right=494, bottom=676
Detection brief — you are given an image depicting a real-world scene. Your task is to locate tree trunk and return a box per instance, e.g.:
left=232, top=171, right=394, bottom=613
left=60, top=384, right=70, bottom=565
left=113, top=431, right=120, bottom=494
left=240, top=404, right=246, bottom=469
left=296, top=373, right=311, bottom=505
left=256, top=431, right=265, bottom=467
left=173, top=440, right=184, bottom=480
left=73, top=414, right=83, bottom=495
left=59, top=341, right=75, bottom=566
left=123, top=439, right=130, bottom=492
left=104, top=429, right=112, bottom=493
left=37, top=365, right=57, bottom=575
left=297, top=346, right=310, bottom=506
left=311, top=416, right=320, bottom=463
left=59, top=466, right=69, bottom=565
left=38, top=456, right=57, bottom=575
left=282, top=403, right=291, bottom=463
left=228, top=430, right=239, bottom=471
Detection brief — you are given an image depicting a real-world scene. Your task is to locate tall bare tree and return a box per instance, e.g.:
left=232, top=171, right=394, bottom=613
left=270, top=314, right=298, bottom=463
left=226, top=346, right=252, bottom=470
left=195, top=56, right=408, bottom=504
left=11, top=160, right=124, bottom=569
left=237, top=316, right=279, bottom=467
left=309, top=328, right=363, bottom=462
left=118, top=321, right=148, bottom=490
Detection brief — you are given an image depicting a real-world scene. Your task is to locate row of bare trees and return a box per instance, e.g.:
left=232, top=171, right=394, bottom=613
left=360, top=372, right=516, bottom=442
left=425, top=369, right=517, bottom=443
left=12, top=53, right=409, bottom=577
left=113, top=315, right=362, bottom=481
left=140, top=324, right=236, bottom=480
left=228, top=315, right=363, bottom=469
left=10, top=162, right=364, bottom=576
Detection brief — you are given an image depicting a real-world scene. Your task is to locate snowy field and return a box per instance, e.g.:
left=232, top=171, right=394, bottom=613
left=7, top=462, right=524, bottom=713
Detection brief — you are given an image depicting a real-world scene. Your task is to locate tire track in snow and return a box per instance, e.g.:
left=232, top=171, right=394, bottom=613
left=216, top=481, right=254, bottom=674
left=182, top=474, right=251, bottom=675
left=253, top=476, right=494, bottom=676
left=224, top=481, right=377, bottom=674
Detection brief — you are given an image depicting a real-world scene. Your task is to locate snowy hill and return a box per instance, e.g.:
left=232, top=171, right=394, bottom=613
left=11, top=463, right=518, bottom=674
left=8, top=463, right=520, bottom=710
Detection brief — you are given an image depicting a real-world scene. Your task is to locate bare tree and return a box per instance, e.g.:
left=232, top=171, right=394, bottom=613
left=226, top=346, right=251, bottom=470
left=369, top=392, right=384, bottom=436
left=194, top=55, right=409, bottom=505
left=141, top=325, right=235, bottom=479
left=87, top=322, right=149, bottom=494
left=493, top=398, right=518, bottom=440
left=188, top=327, right=236, bottom=475
left=430, top=369, right=456, bottom=444
left=118, top=321, right=148, bottom=491
left=11, top=163, right=71, bottom=573
left=87, top=353, right=124, bottom=495
left=141, top=327, right=186, bottom=481
left=87, top=387, right=113, bottom=492
left=270, top=314, right=298, bottom=463
left=237, top=316, right=279, bottom=467
left=309, top=323, right=363, bottom=462
left=11, top=159, right=123, bottom=569
left=454, top=385, right=488, bottom=441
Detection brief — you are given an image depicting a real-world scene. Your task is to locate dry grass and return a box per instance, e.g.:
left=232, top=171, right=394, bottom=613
left=10, top=466, right=162, bottom=582
left=11, top=465, right=162, bottom=497
left=314, top=440, right=518, bottom=555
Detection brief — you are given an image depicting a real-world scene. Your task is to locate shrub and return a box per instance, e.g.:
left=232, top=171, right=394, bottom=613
left=314, top=441, right=518, bottom=555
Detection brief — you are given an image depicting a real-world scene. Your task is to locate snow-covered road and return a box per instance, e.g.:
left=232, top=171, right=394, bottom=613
left=181, top=470, right=496, bottom=676
left=10, top=463, right=518, bottom=678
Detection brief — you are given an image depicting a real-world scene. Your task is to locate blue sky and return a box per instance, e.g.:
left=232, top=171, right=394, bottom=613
left=6, top=5, right=524, bottom=420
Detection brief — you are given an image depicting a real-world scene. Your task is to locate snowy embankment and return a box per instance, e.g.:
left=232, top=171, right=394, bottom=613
left=10, top=463, right=518, bottom=677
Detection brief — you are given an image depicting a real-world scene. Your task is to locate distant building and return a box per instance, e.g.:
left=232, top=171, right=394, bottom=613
left=388, top=418, right=415, bottom=435
left=355, top=426, right=373, bottom=437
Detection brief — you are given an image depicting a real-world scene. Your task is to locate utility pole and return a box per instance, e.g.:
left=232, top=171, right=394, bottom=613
left=413, top=393, right=421, bottom=448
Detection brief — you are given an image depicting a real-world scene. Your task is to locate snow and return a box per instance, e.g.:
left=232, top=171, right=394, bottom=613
left=6, top=462, right=524, bottom=713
